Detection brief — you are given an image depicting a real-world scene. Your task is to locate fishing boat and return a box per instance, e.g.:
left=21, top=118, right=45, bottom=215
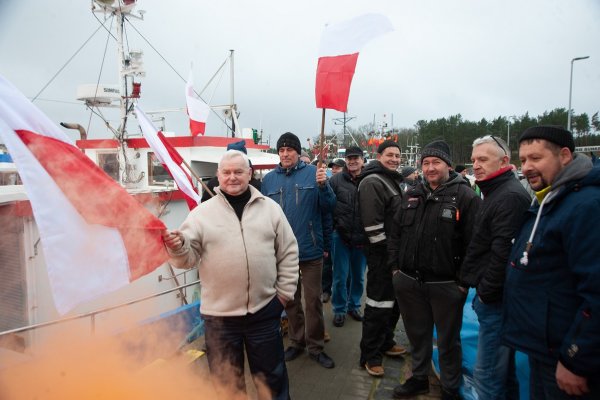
left=0, top=0, right=279, bottom=373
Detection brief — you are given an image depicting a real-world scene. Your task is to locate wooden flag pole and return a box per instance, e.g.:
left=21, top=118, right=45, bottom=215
left=318, top=108, right=326, bottom=168
left=180, top=158, right=215, bottom=198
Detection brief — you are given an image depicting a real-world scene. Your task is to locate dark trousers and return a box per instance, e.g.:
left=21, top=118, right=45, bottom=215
left=286, top=258, right=325, bottom=354
left=203, top=297, right=290, bottom=400
left=360, top=246, right=399, bottom=366
left=529, top=357, right=598, bottom=400
left=393, top=272, right=467, bottom=390
left=321, top=252, right=333, bottom=295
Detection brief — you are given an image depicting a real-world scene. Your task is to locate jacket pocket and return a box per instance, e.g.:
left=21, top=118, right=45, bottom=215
left=295, top=184, right=315, bottom=206
left=266, top=188, right=284, bottom=208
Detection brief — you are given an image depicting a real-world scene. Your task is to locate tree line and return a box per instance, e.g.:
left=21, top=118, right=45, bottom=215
left=311, top=108, right=600, bottom=166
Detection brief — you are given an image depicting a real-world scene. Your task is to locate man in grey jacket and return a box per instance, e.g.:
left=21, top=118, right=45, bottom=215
left=162, top=150, right=299, bottom=400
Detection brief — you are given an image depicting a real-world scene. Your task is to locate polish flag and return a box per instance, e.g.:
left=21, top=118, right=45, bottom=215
left=0, top=75, right=169, bottom=314
left=315, top=13, right=394, bottom=112
left=135, top=105, right=200, bottom=210
left=185, top=72, right=210, bottom=136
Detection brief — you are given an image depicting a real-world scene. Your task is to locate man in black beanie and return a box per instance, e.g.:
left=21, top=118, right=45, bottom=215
left=502, top=125, right=600, bottom=399
left=357, top=139, right=407, bottom=377
left=262, top=132, right=337, bottom=369
left=389, top=139, right=481, bottom=399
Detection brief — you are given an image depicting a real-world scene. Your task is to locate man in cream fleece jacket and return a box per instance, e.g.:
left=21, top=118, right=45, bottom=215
left=162, top=150, right=299, bottom=400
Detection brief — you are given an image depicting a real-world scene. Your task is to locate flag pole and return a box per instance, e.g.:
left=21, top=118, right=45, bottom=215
left=318, top=108, right=326, bottom=168
left=180, top=158, right=215, bottom=198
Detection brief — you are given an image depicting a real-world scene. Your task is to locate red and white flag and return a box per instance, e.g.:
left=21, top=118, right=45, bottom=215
left=185, top=72, right=210, bottom=136
left=135, top=105, right=200, bottom=210
left=315, top=13, right=393, bottom=112
left=0, top=75, right=169, bottom=314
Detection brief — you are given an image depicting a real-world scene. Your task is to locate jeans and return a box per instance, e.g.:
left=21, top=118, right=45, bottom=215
left=203, top=296, right=290, bottom=400
left=473, top=295, right=519, bottom=400
left=331, top=232, right=367, bottom=314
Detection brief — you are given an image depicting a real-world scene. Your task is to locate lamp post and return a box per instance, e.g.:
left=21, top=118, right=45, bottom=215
left=567, top=56, right=590, bottom=131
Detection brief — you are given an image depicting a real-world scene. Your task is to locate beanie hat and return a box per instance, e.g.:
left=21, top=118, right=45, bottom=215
left=377, top=140, right=400, bottom=154
left=454, top=165, right=466, bottom=173
left=401, top=166, right=416, bottom=178
left=519, top=125, right=575, bottom=152
left=421, top=140, right=452, bottom=166
left=345, top=146, right=363, bottom=157
left=276, top=132, right=302, bottom=154
left=227, top=139, right=247, bottom=154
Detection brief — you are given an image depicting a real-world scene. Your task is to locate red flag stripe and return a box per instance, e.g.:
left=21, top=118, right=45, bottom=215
left=16, top=129, right=168, bottom=280
left=315, top=53, right=359, bottom=112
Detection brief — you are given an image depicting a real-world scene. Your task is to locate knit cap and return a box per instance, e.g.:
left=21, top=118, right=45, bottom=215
left=519, top=125, right=575, bottom=152
left=421, top=140, right=452, bottom=166
left=276, top=132, right=302, bottom=154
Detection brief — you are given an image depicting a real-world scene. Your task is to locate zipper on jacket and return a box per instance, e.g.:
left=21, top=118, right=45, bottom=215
left=309, top=220, right=317, bottom=246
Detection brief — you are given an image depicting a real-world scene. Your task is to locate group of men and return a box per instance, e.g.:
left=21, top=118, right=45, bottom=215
left=162, top=125, right=599, bottom=400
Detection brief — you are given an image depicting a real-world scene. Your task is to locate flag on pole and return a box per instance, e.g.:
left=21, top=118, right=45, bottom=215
left=135, top=105, right=200, bottom=210
left=0, top=75, right=169, bottom=315
left=185, top=72, right=210, bottom=136
left=315, top=13, right=394, bottom=112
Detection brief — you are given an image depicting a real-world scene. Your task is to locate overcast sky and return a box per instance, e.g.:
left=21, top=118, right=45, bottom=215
left=1, top=0, right=598, bottom=146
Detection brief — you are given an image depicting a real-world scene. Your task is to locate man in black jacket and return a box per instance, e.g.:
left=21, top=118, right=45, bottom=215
left=357, top=140, right=406, bottom=377
left=459, top=135, right=530, bottom=400
left=389, top=140, right=481, bottom=399
left=329, top=146, right=367, bottom=327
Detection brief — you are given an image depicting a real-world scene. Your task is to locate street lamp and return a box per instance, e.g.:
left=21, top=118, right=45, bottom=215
left=567, top=56, right=590, bottom=131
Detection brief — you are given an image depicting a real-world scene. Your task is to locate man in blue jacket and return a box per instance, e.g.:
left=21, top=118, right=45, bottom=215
left=502, top=126, right=600, bottom=399
left=262, top=132, right=336, bottom=368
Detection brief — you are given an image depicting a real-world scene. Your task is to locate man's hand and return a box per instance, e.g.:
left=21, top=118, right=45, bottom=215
left=556, top=360, right=589, bottom=396
left=277, top=295, right=288, bottom=307
left=316, top=166, right=327, bottom=187
left=162, top=229, right=183, bottom=250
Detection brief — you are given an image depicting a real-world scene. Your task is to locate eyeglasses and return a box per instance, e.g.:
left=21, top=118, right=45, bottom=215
left=490, top=136, right=507, bottom=155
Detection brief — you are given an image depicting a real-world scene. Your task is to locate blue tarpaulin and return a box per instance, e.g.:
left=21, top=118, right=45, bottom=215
left=433, top=289, right=530, bottom=399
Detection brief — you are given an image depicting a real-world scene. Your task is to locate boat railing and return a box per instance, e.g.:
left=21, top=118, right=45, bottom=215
left=0, top=279, right=200, bottom=338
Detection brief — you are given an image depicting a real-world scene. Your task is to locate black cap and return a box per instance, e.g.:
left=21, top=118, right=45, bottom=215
left=328, top=158, right=346, bottom=168
left=421, top=140, right=452, bottom=166
left=345, top=146, right=363, bottom=157
left=519, top=125, right=575, bottom=152
left=454, top=165, right=466, bottom=173
left=377, top=140, right=400, bottom=154
left=276, top=132, right=302, bottom=154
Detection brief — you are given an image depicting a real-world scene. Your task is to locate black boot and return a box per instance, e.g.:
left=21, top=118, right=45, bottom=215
left=392, top=376, right=429, bottom=398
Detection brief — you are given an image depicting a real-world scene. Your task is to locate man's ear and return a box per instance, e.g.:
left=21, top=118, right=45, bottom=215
left=559, top=148, right=573, bottom=166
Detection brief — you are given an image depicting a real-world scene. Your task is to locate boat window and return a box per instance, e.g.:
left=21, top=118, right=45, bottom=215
left=97, top=151, right=119, bottom=181
left=147, top=152, right=173, bottom=186
left=0, top=207, right=27, bottom=352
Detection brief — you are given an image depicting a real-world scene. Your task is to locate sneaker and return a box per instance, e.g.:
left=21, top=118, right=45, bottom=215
left=333, top=314, right=345, bottom=327
left=364, top=362, right=384, bottom=377
left=320, top=292, right=331, bottom=303
left=324, top=331, right=331, bottom=342
left=347, top=309, right=363, bottom=321
left=392, top=377, right=429, bottom=398
left=309, top=351, right=335, bottom=369
left=284, top=346, right=304, bottom=361
left=384, top=344, right=407, bottom=356
left=441, top=387, right=462, bottom=400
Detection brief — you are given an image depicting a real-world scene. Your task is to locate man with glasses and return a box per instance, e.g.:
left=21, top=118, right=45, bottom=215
left=459, top=135, right=531, bottom=400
